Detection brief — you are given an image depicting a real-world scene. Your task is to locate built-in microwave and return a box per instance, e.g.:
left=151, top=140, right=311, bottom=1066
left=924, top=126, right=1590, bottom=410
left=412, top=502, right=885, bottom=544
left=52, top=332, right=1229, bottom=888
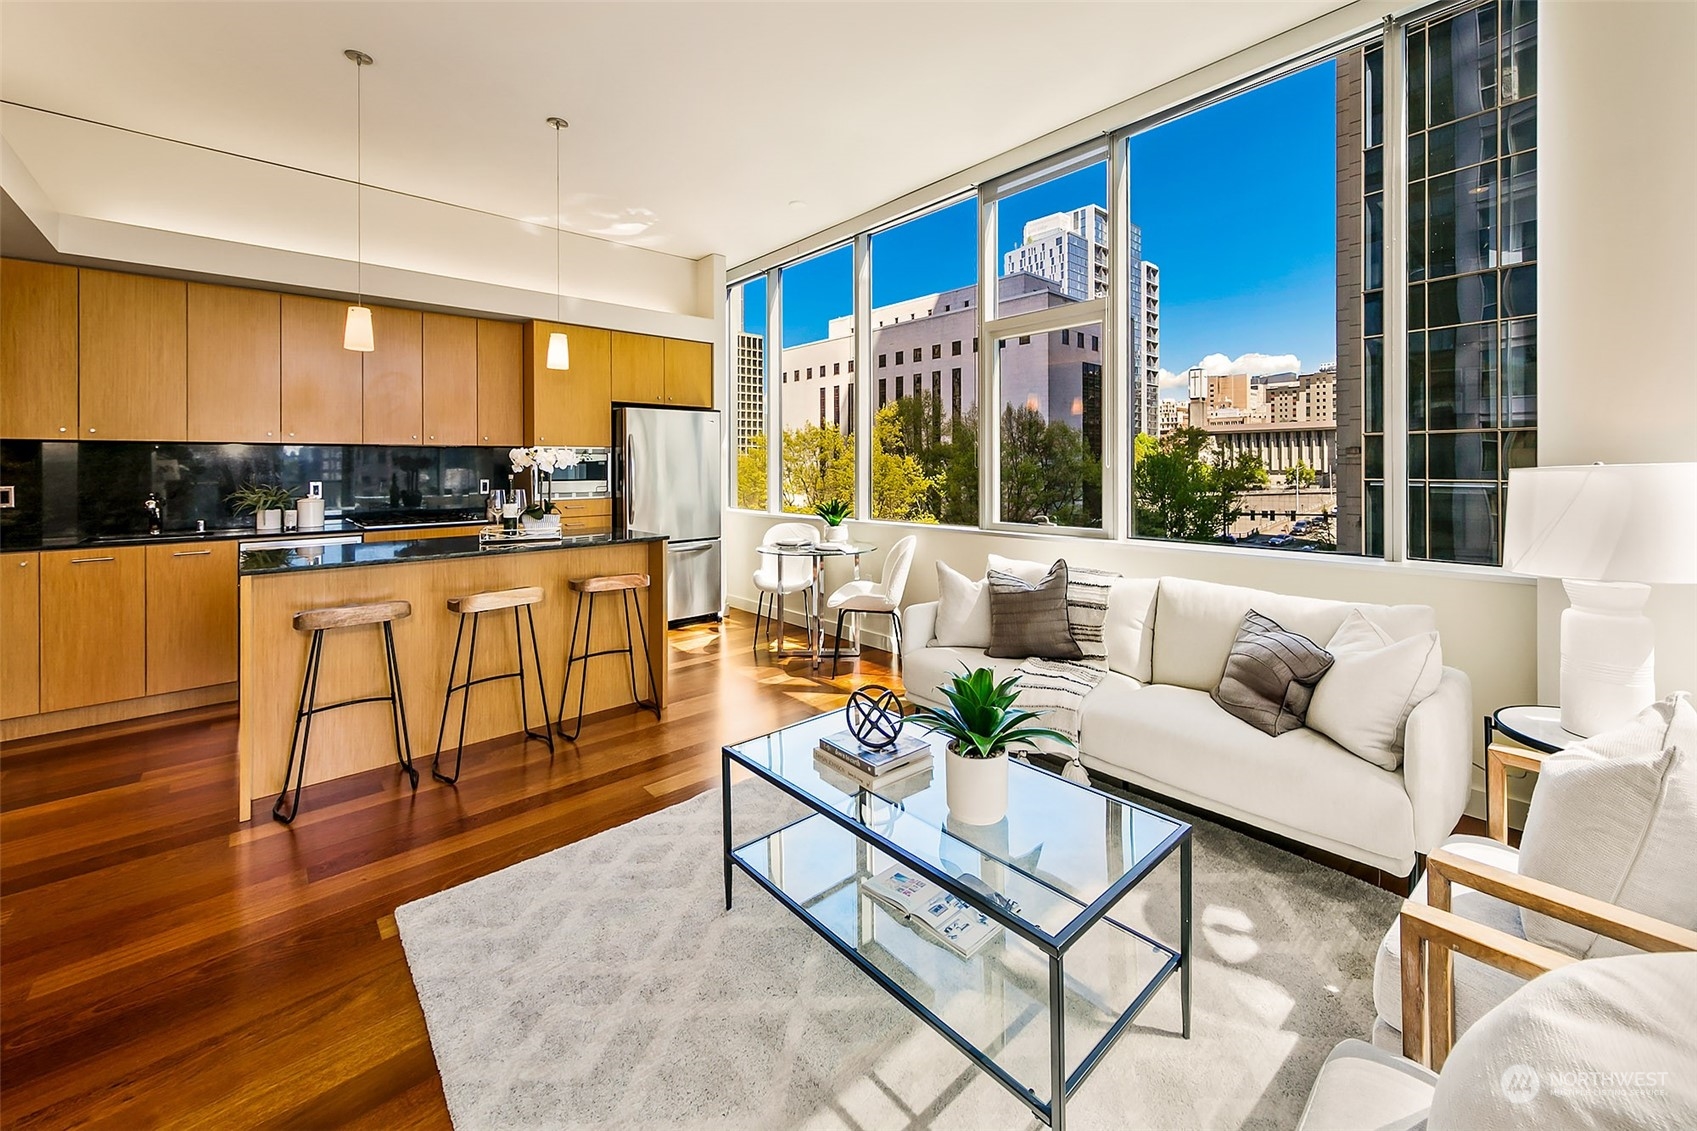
left=546, top=447, right=611, bottom=498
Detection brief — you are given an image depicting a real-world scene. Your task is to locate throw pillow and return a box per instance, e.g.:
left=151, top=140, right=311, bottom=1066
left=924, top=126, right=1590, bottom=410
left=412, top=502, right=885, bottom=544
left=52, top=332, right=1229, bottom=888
left=932, top=561, right=991, bottom=648
left=987, top=553, right=1117, bottom=665
left=1305, top=609, right=1444, bottom=770
left=986, top=561, right=1082, bottom=660
left=986, top=553, right=1051, bottom=583
left=1516, top=694, right=1697, bottom=959
left=1210, top=610, right=1334, bottom=737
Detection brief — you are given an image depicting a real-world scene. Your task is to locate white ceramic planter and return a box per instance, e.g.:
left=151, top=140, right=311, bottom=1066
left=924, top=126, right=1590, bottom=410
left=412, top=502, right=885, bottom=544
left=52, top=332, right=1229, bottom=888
left=824, top=524, right=850, bottom=544
left=945, top=745, right=1009, bottom=825
left=255, top=509, right=284, bottom=532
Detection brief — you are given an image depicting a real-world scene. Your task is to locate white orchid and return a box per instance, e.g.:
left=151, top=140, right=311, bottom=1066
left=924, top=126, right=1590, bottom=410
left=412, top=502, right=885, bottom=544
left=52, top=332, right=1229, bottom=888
left=509, top=446, right=583, bottom=475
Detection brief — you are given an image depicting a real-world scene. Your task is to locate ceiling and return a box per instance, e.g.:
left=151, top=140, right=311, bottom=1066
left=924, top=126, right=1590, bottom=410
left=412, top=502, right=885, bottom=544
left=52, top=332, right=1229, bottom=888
left=1, top=1, right=1342, bottom=270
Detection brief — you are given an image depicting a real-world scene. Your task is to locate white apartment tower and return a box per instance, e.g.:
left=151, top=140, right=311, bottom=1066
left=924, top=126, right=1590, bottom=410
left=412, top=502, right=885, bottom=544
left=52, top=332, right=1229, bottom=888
left=734, top=332, right=765, bottom=452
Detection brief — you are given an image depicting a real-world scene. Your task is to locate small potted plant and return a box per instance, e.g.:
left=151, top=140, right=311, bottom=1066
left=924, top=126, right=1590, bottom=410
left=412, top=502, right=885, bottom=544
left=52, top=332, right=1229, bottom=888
left=911, top=667, right=1073, bottom=824
left=815, top=498, right=852, bottom=544
left=226, top=479, right=298, bottom=533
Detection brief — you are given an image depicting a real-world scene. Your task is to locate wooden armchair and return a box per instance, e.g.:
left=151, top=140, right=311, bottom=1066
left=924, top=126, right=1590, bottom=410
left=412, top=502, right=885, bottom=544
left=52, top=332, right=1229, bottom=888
left=1399, top=847, right=1697, bottom=1070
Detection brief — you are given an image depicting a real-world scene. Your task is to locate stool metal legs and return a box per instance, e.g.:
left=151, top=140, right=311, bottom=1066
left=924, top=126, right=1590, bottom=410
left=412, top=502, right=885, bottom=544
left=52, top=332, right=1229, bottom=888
left=432, top=605, right=554, bottom=785
left=274, top=621, right=417, bottom=825
left=558, top=587, right=661, bottom=742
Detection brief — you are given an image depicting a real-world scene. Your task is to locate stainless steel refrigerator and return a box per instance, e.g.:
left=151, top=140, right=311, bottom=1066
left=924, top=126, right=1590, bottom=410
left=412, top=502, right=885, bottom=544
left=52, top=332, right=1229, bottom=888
left=614, top=406, right=723, bottom=625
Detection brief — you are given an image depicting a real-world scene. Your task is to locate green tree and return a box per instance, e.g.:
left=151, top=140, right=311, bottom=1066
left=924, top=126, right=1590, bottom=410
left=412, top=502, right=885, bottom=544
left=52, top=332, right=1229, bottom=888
left=999, top=405, right=1100, bottom=527
left=871, top=402, right=938, bottom=523
left=735, top=433, right=768, bottom=510
left=1290, top=459, right=1317, bottom=489
left=1132, top=427, right=1267, bottom=541
left=779, top=422, right=854, bottom=515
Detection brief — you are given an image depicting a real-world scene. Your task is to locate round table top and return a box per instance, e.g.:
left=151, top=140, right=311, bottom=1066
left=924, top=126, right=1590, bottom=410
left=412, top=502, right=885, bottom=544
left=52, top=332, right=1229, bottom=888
left=757, top=541, right=876, bottom=557
left=1493, top=704, right=1583, bottom=753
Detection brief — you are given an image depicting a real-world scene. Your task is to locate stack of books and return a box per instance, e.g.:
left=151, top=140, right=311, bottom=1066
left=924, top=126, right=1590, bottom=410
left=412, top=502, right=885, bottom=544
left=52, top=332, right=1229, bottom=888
left=813, top=729, right=933, bottom=796
left=860, top=864, right=1003, bottom=959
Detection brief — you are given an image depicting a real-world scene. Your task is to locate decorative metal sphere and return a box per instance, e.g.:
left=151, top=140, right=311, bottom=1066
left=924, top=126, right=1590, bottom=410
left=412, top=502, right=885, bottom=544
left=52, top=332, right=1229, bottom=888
left=846, top=685, right=905, bottom=750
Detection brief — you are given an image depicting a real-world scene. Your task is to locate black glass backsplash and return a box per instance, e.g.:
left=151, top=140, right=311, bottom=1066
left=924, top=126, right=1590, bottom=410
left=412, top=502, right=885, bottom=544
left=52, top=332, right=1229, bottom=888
left=0, top=441, right=516, bottom=547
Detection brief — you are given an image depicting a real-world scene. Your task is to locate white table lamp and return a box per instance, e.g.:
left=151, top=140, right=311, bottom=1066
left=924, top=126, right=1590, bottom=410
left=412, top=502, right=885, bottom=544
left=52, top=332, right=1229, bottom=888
left=1502, top=462, right=1697, bottom=737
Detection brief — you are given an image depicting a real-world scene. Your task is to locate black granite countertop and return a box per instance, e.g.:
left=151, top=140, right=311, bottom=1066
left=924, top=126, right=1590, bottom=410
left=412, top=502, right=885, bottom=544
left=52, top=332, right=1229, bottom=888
left=2, top=520, right=365, bottom=553
left=239, top=529, right=667, bottom=575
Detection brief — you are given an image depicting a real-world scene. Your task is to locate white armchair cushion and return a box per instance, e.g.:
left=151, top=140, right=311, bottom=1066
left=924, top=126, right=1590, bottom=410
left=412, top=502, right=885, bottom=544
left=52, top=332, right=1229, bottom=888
left=1296, top=1039, right=1436, bottom=1131
left=1307, top=610, right=1444, bottom=771
left=1517, top=695, right=1697, bottom=959
left=932, top=561, right=990, bottom=648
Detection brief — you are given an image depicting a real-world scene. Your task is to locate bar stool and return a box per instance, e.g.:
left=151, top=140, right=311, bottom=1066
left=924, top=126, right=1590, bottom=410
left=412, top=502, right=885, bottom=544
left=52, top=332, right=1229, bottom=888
left=275, top=599, right=417, bottom=825
left=558, top=573, right=661, bottom=741
left=432, top=586, right=554, bottom=784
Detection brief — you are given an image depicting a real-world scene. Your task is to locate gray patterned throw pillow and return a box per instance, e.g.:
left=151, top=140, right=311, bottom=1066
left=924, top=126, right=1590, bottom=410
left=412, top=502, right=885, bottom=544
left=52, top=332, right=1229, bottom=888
left=986, top=561, right=1083, bottom=660
left=1210, top=610, right=1334, bottom=736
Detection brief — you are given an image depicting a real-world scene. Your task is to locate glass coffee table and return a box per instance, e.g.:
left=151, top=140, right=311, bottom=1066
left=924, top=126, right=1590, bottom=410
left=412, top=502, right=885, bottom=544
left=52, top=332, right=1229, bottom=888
left=722, top=710, right=1192, bottom=1130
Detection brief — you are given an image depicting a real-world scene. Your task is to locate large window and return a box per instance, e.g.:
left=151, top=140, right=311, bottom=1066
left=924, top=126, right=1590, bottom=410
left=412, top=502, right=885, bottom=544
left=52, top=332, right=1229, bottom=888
left=729, top=276, right=768, bottom=510
left=777, top=245, right=854, bottom=516
left=868, top=197, right=977, bottom=524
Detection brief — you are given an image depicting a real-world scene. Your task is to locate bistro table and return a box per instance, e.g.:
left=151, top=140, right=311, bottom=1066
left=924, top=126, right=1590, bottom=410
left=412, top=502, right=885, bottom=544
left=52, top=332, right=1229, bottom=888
left=756, top=540, right=876, bottom=668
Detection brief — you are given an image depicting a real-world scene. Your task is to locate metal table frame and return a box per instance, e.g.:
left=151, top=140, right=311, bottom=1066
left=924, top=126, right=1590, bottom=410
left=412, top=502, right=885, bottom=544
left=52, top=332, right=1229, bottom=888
left=721, top=729, right=1192, bottom=1130
left=758, top=541, right=874, bottom=668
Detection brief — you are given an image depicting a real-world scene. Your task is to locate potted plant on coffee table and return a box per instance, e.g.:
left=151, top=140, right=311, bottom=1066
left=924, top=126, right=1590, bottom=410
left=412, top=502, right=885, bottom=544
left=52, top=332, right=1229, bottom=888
left=815, top=498, right=851, bottom=543
left=911, top=667, right=1074, bottom=824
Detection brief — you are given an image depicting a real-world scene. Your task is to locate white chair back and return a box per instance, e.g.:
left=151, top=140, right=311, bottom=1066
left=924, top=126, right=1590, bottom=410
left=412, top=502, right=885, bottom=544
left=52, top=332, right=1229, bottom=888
left=878, top=535, right=918, bottom=604
left=759, top=522, right=816, bottom=560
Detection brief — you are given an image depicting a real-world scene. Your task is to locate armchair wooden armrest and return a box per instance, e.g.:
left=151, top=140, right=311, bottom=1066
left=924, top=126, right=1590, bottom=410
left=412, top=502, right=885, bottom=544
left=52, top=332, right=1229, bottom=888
left=1401, top=848, right=1697, bottom=1071
left=1486, top=741, right=1545, bottom=843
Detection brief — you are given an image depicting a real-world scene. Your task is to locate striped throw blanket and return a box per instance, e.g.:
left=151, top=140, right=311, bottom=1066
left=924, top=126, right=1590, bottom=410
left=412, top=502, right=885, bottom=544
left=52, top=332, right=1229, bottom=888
left=1013, top=564, right=1117, bottom=784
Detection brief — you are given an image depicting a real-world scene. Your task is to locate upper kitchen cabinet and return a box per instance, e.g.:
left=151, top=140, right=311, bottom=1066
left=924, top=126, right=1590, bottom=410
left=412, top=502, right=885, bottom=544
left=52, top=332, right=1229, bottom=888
left=362, top=306, right=424, bottom=445
left=79, top=269, right=188, bottom=440
left=475, top=319, right=523, bottom=447
left=280, top=295, right=363, bottom=444
left=0, top=259, right=78, bottom=439
left=188, top=284, right=282, bottom=442
left=524, top=321, right=610, bottom=447
left=611, top=331, right=665, bottom=405
left=422, top=313, right=478, bottom=446
left=663, top=338, right=713, bottom=407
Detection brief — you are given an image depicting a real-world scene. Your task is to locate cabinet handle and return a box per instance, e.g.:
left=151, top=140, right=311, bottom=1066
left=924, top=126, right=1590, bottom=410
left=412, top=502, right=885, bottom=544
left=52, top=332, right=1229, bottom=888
left=58, top=426, right=68, bottom=433
left=16, top=560, right=28, bottom=568
left=412, top=435, right=418, bottom=440
left=173, top=549, right=213, bottom=557
left=70, top=556, right=115, bottom=564
left=88, top=428, right=97, bottom=434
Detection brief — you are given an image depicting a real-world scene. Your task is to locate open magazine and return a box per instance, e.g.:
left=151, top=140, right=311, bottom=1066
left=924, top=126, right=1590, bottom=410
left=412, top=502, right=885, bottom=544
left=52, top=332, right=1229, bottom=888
left=861, top=864, right=1003, bottom=959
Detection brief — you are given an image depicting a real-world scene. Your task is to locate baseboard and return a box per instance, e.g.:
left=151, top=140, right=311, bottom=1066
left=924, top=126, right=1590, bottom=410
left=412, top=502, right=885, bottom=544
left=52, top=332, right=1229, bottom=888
left=726, top=594, right=899, bottom=654
left=1, top=684, right=238, bottom=744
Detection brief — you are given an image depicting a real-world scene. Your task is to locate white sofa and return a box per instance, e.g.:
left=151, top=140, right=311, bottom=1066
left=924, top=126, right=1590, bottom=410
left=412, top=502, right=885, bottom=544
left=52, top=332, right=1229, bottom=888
left=902, top=573, right=1474, bottom=877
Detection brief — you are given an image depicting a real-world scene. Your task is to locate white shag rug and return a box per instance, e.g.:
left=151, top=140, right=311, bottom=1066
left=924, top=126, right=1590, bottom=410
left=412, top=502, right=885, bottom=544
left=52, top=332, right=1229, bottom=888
left=395, top=783, right=1397, bottom=1130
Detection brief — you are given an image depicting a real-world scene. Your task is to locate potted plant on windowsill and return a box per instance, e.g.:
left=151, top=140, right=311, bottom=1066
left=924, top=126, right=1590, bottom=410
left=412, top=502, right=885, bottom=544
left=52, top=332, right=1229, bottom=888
left=911, top=667, right=1074, bottom=824
left=227, top=479, right=298, bottom=533
left=816, top=499, right=851, bottom=544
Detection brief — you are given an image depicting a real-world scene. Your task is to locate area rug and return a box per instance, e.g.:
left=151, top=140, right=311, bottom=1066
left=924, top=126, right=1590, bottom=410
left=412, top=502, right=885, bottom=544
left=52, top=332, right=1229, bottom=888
left=395, top=783, right=1398, bottom=1130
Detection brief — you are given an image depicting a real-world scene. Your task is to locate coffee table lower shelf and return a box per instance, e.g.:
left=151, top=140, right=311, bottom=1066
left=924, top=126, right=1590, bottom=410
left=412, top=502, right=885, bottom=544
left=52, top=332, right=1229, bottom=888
left=728, top=809, right=1182, bottom=1128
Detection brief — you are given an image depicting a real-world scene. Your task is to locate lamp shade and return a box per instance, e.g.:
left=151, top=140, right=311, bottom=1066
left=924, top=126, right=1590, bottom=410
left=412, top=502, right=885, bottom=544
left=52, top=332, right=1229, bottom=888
left=1503, top=463, right=1697, bottom=584
left=343, top=305, right=375, bottom=352
left=546, top=330, right=570, bottom=370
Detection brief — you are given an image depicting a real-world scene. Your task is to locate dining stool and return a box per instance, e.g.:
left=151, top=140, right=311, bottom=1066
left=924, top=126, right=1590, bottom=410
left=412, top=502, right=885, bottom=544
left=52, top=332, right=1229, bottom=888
left=275, top=599, right=417, bottom=825
left=432, top=586, right=554, bottom=785
left=558, top=573, right=661, bottom=741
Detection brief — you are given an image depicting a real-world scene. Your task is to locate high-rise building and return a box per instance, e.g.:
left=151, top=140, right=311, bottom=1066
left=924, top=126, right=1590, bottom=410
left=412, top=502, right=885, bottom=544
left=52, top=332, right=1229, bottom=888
left=733, top=332, right=765, bottom=452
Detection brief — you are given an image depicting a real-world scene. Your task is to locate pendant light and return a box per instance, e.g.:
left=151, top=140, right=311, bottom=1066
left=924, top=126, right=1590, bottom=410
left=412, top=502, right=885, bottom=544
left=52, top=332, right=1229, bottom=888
left=545, top=116, right=570, bottom=370
left=343, top=48, right=375, bottom=352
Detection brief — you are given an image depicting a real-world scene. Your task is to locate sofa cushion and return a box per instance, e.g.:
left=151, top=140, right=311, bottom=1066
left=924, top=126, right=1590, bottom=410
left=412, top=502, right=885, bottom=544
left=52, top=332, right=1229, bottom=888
left=987, top=562, right=1082, bottom=660
left=1104, top=577, right=1158, bottom=683
left=1210, top=611, right=1335, bottom=737
left=1517, top=694, right=1697, bottom=959
left=1152, top=576, right=1437, bottom=693
left=933, top=561, right=991, bottom=648
left=1296, top=1039, right=1436, bottom=1131
left=1080, top=683, right=1416, bottom=868
left=1307, top=610, right=1445, bottom=771
left=902, top=646, right=1024, bottom=708
left=1428, top=953, right=1697, bottom=1131
left=1375, top=834, right=1529, bottom=1044
left=986, top=553, right=1051, bottom=583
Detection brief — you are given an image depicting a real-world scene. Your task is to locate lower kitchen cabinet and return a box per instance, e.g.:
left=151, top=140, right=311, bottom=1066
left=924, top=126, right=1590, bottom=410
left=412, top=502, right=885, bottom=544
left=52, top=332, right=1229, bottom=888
left=40, top=547, right=147, bottom=713
left=1, top=554, right=40, bottom=720
left=145, top=541, right=238, bottom=695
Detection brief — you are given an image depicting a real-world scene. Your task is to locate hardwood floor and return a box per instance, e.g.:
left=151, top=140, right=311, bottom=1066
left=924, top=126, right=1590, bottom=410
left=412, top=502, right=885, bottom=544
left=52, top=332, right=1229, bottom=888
left=1, top=611, right=894, bottom=1130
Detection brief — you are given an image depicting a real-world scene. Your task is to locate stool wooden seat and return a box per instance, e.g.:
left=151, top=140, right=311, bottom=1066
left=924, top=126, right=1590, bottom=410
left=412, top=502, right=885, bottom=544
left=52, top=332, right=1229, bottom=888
left=569, top=573, right=649, bottom=594
left=293, top=599, right=411, bottom=632
left=432, top=587, right=553, bottom=785
left=558, top=573, right=660, bottom=741
left=446, top=586, right=544, bottom=615
left=275, top=600, right=416, bottom=825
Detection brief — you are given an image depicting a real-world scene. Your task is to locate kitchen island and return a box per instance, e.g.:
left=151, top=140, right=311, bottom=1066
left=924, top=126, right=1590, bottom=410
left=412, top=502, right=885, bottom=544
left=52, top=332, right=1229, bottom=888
left=236, top=529, right=668, bottom=820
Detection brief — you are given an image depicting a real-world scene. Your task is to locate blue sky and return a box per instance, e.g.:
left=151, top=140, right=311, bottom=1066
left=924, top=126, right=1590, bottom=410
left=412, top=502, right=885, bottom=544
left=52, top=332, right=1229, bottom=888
left=742, top=59, right=1339, bottom=381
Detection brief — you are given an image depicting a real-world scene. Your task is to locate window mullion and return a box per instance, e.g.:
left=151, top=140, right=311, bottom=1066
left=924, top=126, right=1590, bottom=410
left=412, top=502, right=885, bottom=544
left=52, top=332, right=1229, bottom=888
left=977, top=189, right=997, bottom=528
left=852, top=233, right=872, bottom=523
left=1107, top=132, right=1131, bottom=541
left=764, top=267, right=782, bottom=514
left=1381, top=13, right=1410, bottom=563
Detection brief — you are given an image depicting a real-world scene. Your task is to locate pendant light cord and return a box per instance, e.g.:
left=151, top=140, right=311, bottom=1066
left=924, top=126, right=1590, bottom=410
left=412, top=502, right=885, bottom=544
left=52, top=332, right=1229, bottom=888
left=554, top=121, right=562, bottom=322
left=356, top=56, right=363, bottom=306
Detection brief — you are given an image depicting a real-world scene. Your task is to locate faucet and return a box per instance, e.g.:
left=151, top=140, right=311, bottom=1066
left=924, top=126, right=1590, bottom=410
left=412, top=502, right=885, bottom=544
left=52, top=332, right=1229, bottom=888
left=144, top=492, right=163, bottom=535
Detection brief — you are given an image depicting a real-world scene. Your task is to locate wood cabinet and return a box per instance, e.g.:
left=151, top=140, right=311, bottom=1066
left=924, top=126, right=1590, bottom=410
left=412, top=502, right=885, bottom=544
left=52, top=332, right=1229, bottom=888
left=422, top=313, right=478, bottom=447
left=39, top=547, right=146, bottom=713
left=78, top=270, right=188, bottom=440
left=281, top=296, right=363, bottom=443
left=476, top=320, right=523, bottom=447
left=362, top=306, right=424, bottom=445
left=144, top=541, right=238, bottom=695
left=1, top=260, right=78, bottom=439
left=362, top=524, right=482, bottom=543
left=611, top=331, right=665, bottom=405
left=663, top=338, right=713, bottom=407
left=524, top=322, right=610, bottom=447
left=188, top=284, right=281, bottom=442
left=1, top=554, right=40, bottom=720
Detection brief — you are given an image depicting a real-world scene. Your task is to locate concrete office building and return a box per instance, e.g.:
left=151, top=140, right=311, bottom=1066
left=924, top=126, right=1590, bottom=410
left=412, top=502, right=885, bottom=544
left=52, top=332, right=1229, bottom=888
left=733, top=332, right=765, bottom=452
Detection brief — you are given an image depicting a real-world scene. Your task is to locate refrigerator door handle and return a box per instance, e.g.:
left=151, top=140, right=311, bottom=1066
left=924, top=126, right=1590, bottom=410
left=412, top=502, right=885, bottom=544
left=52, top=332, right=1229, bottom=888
left=624, top=434, right=635, bottom=529
left=672, top=542, right=714, bottom=553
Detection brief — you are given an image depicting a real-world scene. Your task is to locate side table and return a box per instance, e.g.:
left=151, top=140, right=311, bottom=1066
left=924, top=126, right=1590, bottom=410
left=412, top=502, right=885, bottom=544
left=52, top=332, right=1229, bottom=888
left=1483, top=705, right=1581, bottom=842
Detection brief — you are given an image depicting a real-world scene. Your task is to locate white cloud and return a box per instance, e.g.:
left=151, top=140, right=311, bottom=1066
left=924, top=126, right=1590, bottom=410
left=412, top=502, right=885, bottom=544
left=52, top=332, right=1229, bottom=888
left=1156, top=368, right=1189, bottom=401
left=1192, top=352, right=1303, bottom=378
